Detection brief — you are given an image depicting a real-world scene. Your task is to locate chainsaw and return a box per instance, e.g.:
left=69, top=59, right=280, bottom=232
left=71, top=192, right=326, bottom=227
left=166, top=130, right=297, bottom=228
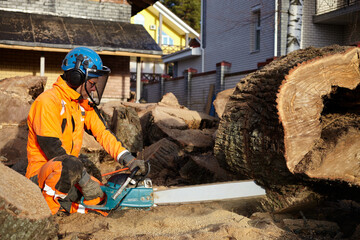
left=80, top=165, right=266, bottom=212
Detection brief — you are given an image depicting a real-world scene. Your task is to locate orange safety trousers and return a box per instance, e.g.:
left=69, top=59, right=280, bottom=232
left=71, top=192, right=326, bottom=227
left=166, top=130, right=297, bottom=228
left=37, top=158, right=108, bottom=216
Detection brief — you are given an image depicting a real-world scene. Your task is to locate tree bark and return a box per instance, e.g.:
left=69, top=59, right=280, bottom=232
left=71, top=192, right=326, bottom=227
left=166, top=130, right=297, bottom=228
left=214, top=46, right=360, bottom=209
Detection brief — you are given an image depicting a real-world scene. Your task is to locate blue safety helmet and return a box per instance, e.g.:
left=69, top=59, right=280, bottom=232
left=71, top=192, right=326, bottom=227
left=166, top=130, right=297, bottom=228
left=61, top=47, right=111, bottom=105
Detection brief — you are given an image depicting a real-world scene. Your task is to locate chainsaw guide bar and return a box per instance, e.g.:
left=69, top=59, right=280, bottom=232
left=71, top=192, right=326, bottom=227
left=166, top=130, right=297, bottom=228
left=153, top=180, right=266, bottom=205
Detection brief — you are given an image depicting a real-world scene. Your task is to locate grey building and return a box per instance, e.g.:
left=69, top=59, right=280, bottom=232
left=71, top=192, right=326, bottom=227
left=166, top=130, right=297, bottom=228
left=164, top=0, right=360, bottom=76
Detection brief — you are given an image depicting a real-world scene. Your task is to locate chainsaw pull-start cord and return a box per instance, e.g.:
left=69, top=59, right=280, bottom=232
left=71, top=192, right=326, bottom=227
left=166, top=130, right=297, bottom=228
left=101, top=167, right=129, bottom=177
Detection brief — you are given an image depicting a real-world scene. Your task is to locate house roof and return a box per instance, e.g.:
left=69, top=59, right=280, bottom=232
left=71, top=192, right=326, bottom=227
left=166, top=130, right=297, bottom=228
left=147, top=2, right=199, bottom=39
left=162, top=46, right=201, bottom=63
left=131, top=0, right=158, bottom=16
left=0, top=10, right=162, bottom=58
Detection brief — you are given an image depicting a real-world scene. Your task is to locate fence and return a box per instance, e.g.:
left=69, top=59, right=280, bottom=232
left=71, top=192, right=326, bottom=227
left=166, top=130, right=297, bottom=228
left=143, top=61, right=257, bottom=114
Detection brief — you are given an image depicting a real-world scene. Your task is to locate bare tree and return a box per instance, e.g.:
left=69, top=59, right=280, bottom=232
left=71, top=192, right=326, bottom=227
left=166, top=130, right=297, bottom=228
left=286, top=0, right=303, bottom=53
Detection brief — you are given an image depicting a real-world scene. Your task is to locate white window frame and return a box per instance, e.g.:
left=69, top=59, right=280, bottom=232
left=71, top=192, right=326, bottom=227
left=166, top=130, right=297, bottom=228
left=158, top=29, right=174, bottom=46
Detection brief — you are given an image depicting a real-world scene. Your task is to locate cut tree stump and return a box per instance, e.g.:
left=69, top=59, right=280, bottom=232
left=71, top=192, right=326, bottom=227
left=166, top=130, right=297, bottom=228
left=214, top=46, right=360, bottom=210
left=0, top=163, right=57, bottom=239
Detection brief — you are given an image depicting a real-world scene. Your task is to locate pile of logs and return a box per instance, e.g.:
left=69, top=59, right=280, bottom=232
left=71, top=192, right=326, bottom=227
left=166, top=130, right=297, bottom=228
left=96, top=92, right=235, bottom=186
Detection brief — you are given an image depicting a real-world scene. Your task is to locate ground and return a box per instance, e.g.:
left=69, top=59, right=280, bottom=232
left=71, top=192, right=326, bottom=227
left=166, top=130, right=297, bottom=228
left=53, top=154, right=360, bottom=240
left=55, top=197, right=297, bottom=240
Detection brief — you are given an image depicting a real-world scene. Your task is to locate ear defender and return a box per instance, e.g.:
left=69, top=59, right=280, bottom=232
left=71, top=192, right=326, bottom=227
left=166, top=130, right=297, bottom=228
left=66, top=69, right=85, bottom=89
left=66, top=54, right=86, bottom=89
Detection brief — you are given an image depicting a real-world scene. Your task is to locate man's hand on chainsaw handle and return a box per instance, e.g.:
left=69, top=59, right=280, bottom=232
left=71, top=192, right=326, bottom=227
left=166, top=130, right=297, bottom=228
left=78, top=170, right=104, bottom=200
left=127, top=159, right=146, bottom=175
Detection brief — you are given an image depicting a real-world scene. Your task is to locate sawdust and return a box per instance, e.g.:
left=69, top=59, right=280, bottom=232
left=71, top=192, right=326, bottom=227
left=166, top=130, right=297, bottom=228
left=56, top=200, right=297, bottom=240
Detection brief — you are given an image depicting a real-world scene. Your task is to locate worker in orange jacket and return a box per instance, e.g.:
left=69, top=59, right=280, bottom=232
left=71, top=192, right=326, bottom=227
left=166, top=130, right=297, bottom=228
left=26, top=47, right=145, bottom=215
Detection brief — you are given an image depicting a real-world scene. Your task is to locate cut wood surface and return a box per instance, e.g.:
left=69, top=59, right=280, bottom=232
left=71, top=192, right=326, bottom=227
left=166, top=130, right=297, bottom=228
left=277, top=47, right=360, bottom=185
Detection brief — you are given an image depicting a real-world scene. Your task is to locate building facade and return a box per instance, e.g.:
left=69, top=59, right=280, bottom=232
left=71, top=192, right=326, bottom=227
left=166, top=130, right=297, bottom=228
left=143, top=0, right=360, bottom=112
left=130, top=1, right=199, bottom=86
left=165, top=0, right=360, bottom=77
left=0, top=0, right=161, bottom=102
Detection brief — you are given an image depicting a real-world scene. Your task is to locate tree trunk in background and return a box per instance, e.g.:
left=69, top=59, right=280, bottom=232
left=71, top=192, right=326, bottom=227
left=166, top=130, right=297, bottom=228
left=214, top=46, right=360, bottom=211
left=287, top=0, right=303, bottom=54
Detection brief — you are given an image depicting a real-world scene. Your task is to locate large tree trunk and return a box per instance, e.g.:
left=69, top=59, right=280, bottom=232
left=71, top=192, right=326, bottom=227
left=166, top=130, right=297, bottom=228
left=214, top=46, right=360, bottom=211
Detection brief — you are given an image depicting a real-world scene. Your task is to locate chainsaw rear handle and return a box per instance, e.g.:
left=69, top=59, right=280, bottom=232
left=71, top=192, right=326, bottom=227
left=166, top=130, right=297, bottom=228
left=129, top=166, right=140, bottom=178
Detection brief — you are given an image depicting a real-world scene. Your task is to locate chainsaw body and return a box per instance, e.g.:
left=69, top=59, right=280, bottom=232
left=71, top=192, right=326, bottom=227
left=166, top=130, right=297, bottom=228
left=79, top=165, right=266, bottom=211
left=80, top=173, right=154, bottom=211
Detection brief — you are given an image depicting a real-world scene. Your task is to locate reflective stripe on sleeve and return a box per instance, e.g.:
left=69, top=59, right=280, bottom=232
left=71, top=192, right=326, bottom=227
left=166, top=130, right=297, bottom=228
left=43, top=184, right=67, bottom=199
left=117, top=150, right=130, bottom=163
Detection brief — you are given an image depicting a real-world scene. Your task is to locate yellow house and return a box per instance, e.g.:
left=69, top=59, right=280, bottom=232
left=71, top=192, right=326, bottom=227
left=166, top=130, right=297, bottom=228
left=130, top=1, right=199, bottom=83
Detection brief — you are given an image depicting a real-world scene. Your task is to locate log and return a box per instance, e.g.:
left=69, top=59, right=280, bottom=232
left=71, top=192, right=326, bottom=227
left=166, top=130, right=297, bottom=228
left=111, top=106, right=143, bottom=153
left=0, top=163, right=57, bottom=239
left=214, top=46, right=360, bottom=208
left=142, top=105, right=218, bottom=145
left=137, top=138, right=184, bottom=186
left=213, top=88, right=234, bottom=119
left=0, top=76, right=46, bottom=124
left=138, top=138, right=181, bottom=175
left=179, top=153, right=237, bottom=184
left=158, top=92, right=183, bottom=108
left=0, top=125, right=28, bottom=167
left=159, top=126, right=216, bottom=153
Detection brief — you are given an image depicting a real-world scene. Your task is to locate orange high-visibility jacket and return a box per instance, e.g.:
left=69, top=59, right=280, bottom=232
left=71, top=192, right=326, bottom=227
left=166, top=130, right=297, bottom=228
left=26, top=76, right=130, bottom=178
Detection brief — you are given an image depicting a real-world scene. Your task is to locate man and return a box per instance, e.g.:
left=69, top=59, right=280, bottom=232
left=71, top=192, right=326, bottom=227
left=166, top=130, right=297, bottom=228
left=26, top=47, right=145, bottom=214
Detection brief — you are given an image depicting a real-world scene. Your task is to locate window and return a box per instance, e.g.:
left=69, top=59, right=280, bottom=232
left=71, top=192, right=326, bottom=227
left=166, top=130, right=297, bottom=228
left=158, top=30, right=174, bottom=46
left=252, top=10, right=261, bottom=51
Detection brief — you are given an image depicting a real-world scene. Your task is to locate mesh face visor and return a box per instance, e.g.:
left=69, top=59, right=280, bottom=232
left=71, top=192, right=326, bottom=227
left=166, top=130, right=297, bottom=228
left=85, top=66, right=110, bottom=106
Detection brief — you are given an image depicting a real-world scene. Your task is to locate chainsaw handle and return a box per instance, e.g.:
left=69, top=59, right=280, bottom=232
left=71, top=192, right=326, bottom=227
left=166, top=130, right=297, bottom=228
left=129, top=166, right=139, bottom=178
left=130, top=161, right=150, bottom=179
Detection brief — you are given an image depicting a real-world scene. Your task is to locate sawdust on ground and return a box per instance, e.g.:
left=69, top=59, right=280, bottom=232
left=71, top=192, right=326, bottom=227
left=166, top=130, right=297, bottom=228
left=56, top=198, right=298, bottom=240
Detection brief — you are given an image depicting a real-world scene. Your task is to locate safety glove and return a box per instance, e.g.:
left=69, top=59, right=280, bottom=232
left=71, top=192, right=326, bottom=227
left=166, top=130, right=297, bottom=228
left=127, top=159, right=146, bottom=175
left=78, top=170, right=104, bottom=200
left=123, top=158, right=146, bottom=175
left=118, top=152, right=147, bottom=175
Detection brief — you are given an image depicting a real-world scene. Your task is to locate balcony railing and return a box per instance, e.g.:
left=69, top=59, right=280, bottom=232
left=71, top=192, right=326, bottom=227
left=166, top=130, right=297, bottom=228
left=316, top=0, right=359, bottom=15
left=161, top=45, right=186, bottom=55
left=130, top=73, right=162, bottom=83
